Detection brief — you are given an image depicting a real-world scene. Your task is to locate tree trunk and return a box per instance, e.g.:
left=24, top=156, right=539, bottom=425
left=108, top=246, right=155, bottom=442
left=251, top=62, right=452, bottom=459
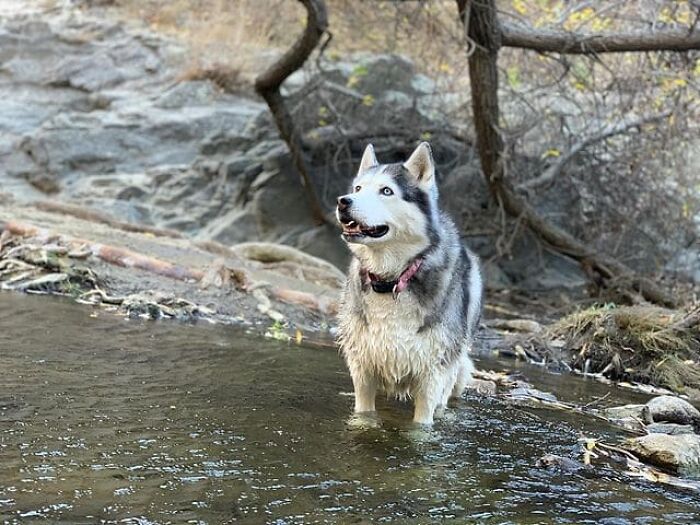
left=255, top=0, right=328, bottom=225
left=457, top=0, right=675, bottom=307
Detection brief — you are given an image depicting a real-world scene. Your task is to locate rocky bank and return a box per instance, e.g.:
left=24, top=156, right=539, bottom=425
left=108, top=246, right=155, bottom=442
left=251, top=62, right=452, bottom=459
left=0, top=0, right=606, bottom=296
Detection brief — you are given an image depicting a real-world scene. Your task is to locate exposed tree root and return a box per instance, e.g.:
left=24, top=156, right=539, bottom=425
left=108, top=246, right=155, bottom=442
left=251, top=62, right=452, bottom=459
left=1, top=220, right=338, bottom=316
left=229, top=242, right=345, bottom=288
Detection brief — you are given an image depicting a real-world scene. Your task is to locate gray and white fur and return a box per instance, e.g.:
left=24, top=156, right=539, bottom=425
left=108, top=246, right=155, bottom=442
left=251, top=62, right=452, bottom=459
left=336, top=142, right=483, bottom=425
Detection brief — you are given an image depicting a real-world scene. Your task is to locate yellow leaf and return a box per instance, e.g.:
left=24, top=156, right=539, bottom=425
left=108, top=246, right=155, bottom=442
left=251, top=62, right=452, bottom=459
left=295, top=329, right=303, bottom=344
left=512, top=0, right=527, bottom=16
left=362, top=94, right=375, bottom=107
left=438, top=62, right=453, bottom=74
left=542, top=148, right=561, bottom=159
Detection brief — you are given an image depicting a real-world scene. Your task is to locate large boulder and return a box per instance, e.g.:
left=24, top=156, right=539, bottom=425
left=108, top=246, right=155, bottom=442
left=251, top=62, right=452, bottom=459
left=646, top=396, right=700, bottom=427
left=624, top=434, right=700, bottom=476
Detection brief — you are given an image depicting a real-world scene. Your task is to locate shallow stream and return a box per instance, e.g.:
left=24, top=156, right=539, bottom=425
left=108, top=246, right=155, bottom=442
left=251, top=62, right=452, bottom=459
left=1, top=293, right=699, bottom=524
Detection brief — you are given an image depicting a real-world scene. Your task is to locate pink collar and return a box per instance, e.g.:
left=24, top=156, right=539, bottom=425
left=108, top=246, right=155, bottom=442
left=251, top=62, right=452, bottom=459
left=361, top=258, right=423, bottom=297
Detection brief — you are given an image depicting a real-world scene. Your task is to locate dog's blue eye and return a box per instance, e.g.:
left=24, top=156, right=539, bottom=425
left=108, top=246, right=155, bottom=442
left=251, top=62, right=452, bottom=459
left=381, top=187, right=394, bottom=196
left=354, top=185, right=361, bottom=192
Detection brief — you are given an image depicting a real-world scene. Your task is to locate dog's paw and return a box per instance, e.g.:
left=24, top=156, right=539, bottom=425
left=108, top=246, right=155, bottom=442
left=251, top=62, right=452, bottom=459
left=346, top=412, right=382, bottom=430
left=434, top=407, right=457, bottom=423
left=403, top=424, right=438, bottom=443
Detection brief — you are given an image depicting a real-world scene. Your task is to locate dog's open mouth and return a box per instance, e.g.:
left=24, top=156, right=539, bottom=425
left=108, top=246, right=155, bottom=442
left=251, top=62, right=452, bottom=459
left=341, top=219, right=389, bottom=239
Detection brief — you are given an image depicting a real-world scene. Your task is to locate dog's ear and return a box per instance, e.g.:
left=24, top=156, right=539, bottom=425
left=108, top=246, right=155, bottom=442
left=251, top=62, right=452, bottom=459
left=403, top=142, right=435, bottom=185
left=358, top=143, right=378, bottom=173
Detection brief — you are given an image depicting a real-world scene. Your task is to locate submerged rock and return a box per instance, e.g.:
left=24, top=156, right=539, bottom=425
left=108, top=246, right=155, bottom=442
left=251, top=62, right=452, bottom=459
left=507, top=385, right=558, bottom=403
left=646, top=396, right=700, bottom=427
left=535, top=454, right=588, bottom=472
left=465, top=379, right=497, bottom=396
left=624, top=434, right=700, bottom=475
left=596, top=404, right=653, bottom=424
left=646, top=423, right=695, bottom=436
left=607, top=417, right=647, bottom=434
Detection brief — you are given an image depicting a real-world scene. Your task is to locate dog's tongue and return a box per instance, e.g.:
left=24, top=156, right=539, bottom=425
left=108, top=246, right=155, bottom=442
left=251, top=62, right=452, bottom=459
left=394, top=258, right=423, bottom=294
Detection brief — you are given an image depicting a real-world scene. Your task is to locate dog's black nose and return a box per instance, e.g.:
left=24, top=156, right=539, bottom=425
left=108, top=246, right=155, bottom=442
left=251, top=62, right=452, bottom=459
left=337, top=196, right=352, bottom=211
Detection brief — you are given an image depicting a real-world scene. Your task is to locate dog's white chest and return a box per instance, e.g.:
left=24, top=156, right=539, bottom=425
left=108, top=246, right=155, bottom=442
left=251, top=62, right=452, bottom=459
left=341, top=292, right=445, bottom=390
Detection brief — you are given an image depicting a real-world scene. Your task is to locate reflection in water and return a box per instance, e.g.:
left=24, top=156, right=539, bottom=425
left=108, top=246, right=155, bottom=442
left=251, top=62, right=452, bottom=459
left=0, top=293, right=699, bottom=524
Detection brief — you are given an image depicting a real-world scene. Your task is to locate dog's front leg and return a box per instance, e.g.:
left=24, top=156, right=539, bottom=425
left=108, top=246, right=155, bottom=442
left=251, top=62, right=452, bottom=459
left=412, top=381, right=442, bottom=425
left=352, top=374, right=377, bottom=413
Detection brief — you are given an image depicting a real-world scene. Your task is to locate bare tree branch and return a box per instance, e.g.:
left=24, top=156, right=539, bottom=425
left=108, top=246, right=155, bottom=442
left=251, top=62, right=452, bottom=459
left=520, top=112, right=672, bottom=191
left=501, top=22, right=700, bottom=54
left=255, top=0, right=329, bottom=225
left=457, top=0, right=676, bottom=307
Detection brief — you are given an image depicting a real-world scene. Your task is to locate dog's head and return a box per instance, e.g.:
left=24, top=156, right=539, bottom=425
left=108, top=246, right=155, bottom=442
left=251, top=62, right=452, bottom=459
left=336, top=142, right=438, bottom=249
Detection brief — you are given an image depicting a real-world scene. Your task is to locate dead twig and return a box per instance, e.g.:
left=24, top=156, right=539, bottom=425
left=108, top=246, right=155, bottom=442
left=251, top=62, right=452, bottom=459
left=520, top=112, right=672, bottom=191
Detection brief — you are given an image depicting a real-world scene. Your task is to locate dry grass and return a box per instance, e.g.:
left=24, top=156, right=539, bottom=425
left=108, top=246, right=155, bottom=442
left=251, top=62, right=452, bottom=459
left=109, top=0, right=304, bottom=81
left=549, top=304, right=700, bottom=393
left=105, top=0, right=468, bottom=84
left=177, top=62, right=246, bottom=94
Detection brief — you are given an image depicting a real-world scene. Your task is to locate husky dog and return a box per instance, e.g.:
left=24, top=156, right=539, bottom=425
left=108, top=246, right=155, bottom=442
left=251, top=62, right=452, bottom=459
left=336, top=142, right=483, bottom=425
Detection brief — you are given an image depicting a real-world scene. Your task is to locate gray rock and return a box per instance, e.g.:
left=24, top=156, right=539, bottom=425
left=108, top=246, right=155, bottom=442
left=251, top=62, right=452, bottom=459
left=464, top=379, right=497, bottom=396
left=50, top=53, right=126, bottom=91
left=481, top=260, right=512, bottom=291
left=607, top=417, right=647, bottom=433
left=535, top=454, right=588, bottom=472
left=251, top=170, right=315, bottom=237
left=417, top=92, right=464, bottom=122
left=221, top=155, right=256, bottom=181
left=350, top=54, right=417, bottom=96
left=295, top=224, right=348, bottom=271
left=155, top=81, right=221, bottom=109
left=646, top=423, right=695, bottom=435
left=410, top=73, right=436, bottom=94
left=646, top=396, right=700, bottom=427
left=196, top=208, right=259, bottom=245
left=624, top=434, right=700, bottom=475
left=18, top=102, right=261, bottom=180
left=508, top=386, right=557, bottom=403
left=494, top=231, right=589, bottom=293
left=665, top=248, right=700, bottom=284
left=379, top=90, right=413, bottom=110
left=597, top=404, right=653, bottom=424
left=200, top=131, right=255, bottom=156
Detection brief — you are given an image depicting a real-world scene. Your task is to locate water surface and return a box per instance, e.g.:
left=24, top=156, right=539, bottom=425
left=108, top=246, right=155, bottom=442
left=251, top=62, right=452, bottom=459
left=1, top=293, right=699, bottom=524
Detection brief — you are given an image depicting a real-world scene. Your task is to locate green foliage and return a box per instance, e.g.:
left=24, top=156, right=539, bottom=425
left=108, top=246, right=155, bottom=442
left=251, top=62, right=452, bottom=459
left=265, top=320, right=290, bottom=342
left=506, top=66, right=520, bottom=88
